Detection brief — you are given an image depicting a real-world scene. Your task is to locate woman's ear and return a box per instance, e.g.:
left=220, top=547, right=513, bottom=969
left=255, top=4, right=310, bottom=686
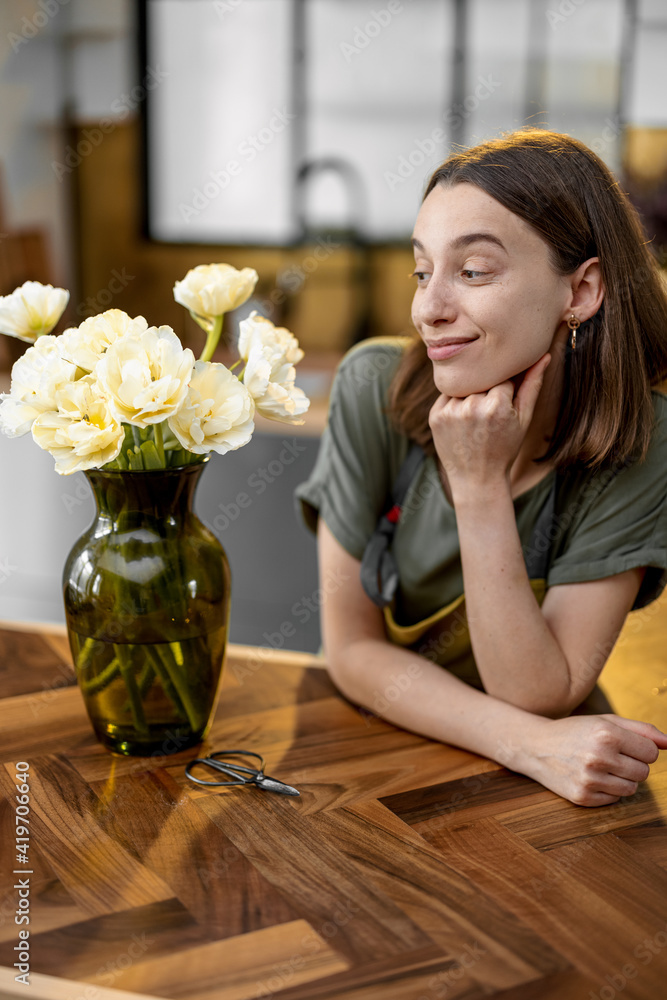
left=566, top=257, right=604, bottom=323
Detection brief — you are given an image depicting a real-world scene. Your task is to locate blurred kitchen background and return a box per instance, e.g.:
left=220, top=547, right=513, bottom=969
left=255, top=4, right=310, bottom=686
left=1, top=0, right=666, bottom=650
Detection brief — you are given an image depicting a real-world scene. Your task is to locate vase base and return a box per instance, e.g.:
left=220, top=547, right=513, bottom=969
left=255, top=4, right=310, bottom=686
left=94, top=723, right=207, bottom=757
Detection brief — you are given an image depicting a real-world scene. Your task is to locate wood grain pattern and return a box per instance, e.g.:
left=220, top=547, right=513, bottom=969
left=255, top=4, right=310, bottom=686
left=0, top=614, right=666, bottom=1000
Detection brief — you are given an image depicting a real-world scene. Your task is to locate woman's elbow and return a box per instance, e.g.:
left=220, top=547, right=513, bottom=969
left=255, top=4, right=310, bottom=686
left=486, top=683, right=576, bottom=719
left=321, top=636, right=381, bottom=708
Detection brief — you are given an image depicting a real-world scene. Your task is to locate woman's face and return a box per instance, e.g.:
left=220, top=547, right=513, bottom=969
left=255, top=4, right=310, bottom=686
left=411, top=182, right=571, bottom=397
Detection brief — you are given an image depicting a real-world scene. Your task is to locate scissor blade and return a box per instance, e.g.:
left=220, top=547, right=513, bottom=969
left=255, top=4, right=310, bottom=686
left=256, top=774, right=301, bottom=797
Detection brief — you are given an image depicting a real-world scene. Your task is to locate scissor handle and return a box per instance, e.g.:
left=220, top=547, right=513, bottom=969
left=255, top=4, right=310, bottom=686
left=209, top=750, right=265, bottom=773
left=185, top=750, right=265, bottom=787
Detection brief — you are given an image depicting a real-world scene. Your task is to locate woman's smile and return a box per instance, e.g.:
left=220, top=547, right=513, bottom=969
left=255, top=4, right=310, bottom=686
left=426, top=337, right=479, bottom=361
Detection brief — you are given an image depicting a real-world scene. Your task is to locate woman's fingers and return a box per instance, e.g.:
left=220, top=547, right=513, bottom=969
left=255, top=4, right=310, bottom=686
left=523, top=714, right=664, bottom=807
left=595, top=719, right=664, bottom=768
left=578, top=790, right=631, bottom=807
left=613, top=753, right=651, bottom=784
left=587, top=775, right=641, bottom=800
left=605, top=715, right=667, bottom=750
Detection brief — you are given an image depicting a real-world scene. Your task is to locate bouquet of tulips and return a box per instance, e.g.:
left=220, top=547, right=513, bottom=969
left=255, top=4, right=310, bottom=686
left=0, top=264, right=310, bottom=472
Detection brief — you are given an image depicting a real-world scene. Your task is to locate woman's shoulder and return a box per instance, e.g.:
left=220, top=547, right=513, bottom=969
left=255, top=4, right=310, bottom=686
left=642, top=387, right=667, bottom=461
left=326, top=336, right=412, bottom=436
left=553, top=387, right=667, bottom=541
left=335, top=335, right=411, bottom=386
left=651, top=386, right=667, bottom=429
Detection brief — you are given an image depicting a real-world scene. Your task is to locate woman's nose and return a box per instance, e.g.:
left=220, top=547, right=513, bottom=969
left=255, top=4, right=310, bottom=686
left=413, top=276, right=457, bottom=329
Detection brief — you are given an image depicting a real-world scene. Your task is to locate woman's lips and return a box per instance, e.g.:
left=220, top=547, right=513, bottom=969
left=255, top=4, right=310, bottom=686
left=426, top=339, right=477, bottom=361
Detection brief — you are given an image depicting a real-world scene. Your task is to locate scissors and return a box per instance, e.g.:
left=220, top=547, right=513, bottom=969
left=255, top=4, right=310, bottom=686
left=185, top=750, right=300, bottom=797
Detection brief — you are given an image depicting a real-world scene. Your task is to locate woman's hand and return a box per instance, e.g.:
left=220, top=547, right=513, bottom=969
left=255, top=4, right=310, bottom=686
left=519, top=714, right=667, bottom=806
left=428, top=353, right=551, bottom=497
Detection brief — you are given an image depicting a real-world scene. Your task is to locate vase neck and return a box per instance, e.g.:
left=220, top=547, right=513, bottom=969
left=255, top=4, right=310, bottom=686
left=85, top=464, right=207, bottom=523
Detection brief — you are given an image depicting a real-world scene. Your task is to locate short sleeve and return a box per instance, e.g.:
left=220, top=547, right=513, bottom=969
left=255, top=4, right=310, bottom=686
left=294, top=339, right=407, bottom=560
left=548, top=391, right=667, bottom=610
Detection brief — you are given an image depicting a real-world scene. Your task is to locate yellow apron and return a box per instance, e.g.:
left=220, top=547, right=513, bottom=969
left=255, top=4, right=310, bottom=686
left=360, top=442, right=556, bottom=689
left=383, top=579, right=548, bottom=689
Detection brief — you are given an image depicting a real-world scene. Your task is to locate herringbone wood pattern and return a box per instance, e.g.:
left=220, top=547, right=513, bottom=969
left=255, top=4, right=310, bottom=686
left=0, top=599, right=666, bottom=1000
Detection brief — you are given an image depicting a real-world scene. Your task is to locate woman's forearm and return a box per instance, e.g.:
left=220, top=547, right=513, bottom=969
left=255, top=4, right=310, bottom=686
left=326, top=634, right=667, bottom=807
left=453, top=482, right=573, bottom=715
left=328, top=634, right=541, bottom=770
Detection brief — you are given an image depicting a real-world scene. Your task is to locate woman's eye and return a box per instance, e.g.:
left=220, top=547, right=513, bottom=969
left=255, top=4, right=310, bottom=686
left=461, top=269, right=487, bottom=279
left=410, top=271, right=429, bottom=283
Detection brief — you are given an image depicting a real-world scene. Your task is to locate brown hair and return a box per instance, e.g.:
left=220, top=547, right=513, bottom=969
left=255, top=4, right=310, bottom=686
left=388, top=128, right=667, bottom=469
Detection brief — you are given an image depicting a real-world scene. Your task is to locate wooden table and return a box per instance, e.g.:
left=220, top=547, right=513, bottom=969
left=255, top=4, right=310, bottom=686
left=1, top=611, right=667, bottom=1000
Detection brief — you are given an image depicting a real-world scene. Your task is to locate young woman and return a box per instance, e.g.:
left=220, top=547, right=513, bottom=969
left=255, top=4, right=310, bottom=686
left=296, top=129, right=667, bottom=807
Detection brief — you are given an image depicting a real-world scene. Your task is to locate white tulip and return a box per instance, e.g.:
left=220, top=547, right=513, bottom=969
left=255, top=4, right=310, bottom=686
left=243, top=343, right=310, bottom=425
left=0, top=334, right=76, bottom=437
left=31, top=376, right=124, bottom=475
left=0, top=281, right=69, bottom=342
left=60, top=310, right=148, bottom=372
left=173, top=264, right=258, bottom=321
left=238, top=311, right=304, bottom=364
left=168, top=361, right=255, bottom=455
left=96, top=325, right=194, bottom=427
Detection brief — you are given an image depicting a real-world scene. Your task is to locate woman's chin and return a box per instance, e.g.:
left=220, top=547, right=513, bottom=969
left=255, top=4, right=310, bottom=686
left=431, top=367, right=496, bottom=398
left=431, top=358, right=539, bottom=397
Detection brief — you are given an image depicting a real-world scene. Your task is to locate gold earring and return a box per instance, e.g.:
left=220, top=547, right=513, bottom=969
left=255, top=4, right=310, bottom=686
left=567, top=314, right=580, bottom=350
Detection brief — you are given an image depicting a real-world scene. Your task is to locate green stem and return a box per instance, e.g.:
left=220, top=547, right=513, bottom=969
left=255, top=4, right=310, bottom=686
left=153, top=422, right=165, bottom=465
left=76, top=636, right=101, bottom=672
left=136, top=660, right=156, bottom=699
left=79, top=657, right=121, bottom=695
left=155, top=645, right=201, bottom=731
left=116, top=645, right=149, bottom=734
left=229, top=359, right=243, bottom=373
left=199, top=314, right=224, bottom=363
left=145, top=647, right=187, bottom=717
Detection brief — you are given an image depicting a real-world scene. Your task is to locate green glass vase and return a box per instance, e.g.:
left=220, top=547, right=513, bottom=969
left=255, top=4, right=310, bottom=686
left=63, top=461, right=230, bottom=756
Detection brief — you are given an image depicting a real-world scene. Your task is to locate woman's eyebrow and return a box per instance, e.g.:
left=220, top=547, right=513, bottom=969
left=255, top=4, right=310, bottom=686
left=411, top=232, right=507, bottom=253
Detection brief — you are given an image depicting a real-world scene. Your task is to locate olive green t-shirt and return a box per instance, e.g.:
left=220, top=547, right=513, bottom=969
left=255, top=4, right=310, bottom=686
left=296, top=337, right=667, bottom=646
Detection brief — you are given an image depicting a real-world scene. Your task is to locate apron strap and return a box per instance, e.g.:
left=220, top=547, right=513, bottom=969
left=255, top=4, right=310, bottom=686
left=361, top=445, right=559, bottom=609
left=360, top=443, right=425, bottom=607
